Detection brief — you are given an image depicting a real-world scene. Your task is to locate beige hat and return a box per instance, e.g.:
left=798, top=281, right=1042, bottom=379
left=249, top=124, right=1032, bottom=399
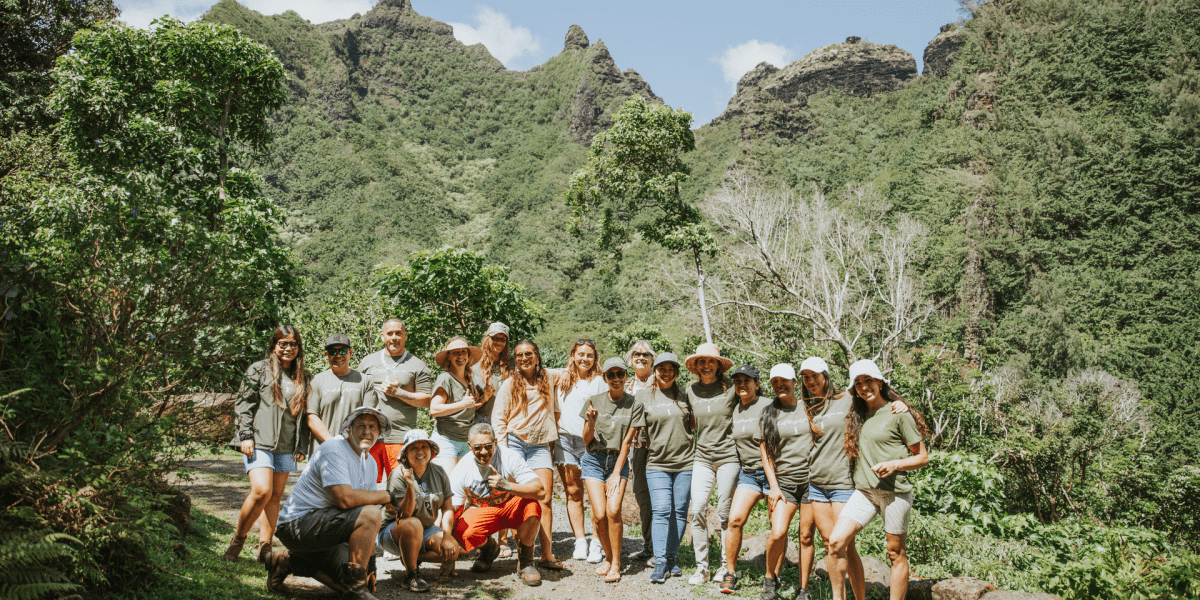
left=684, top=342, right=733, bottom=375
left=434, top=337, right=483, bottom=370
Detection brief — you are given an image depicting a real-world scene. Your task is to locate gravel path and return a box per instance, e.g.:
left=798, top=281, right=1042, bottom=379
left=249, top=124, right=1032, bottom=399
left=175, top=454, right=731, bottom=600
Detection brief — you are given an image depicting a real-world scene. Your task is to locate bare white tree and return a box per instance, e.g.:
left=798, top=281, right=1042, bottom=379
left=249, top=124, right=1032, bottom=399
left=704, top=168, right=937, bottom=368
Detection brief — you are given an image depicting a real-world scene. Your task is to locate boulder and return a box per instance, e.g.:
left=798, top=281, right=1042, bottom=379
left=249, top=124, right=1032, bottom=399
left=813, top=555, right=891, bottom=588
left=741, top=531, right=799, bottom=569
left=922, top=23, right=963, bottom=78
left=907, top=577, right=996, bottom=600
left=980, top=592, right=1062, bottom=600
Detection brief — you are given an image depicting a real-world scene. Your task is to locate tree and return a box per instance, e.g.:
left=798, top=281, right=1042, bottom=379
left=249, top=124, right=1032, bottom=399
left=564, top=95, right=718, bottom=342
left=372, top=247, right=545, bottom=358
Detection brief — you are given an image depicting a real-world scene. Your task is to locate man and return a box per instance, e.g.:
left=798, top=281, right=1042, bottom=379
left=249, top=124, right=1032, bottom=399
left=307, top=333, right=377, bottom=456
left=358, top=318, right=433, bottom=482
left=268, top=407, right=396, bottom=600
left=447, top=423, right=545, bottom=586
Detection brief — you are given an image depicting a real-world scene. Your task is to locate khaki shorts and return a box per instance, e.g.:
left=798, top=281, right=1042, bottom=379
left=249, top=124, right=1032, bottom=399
left=841, top=489, right=913, bottom=534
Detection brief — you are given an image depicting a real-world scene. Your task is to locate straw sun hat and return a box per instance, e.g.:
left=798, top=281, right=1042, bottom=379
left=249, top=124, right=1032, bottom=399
left=684, top=343, right=733, bottom=374
left=434, top=337, right=483, bottom=370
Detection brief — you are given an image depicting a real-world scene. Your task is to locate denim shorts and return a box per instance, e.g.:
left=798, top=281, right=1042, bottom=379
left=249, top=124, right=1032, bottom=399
left=737, top=469, right=770, bottom=494
left=244, top=449, right=297, bottom=473
left=809, top=484, right=856, bottom=504
left=580, top=449, right=630, bottom=482
left=376, top=521, right=443, bottom=555
left=553, top=432, right=587, bottom=468
left=507, top=433, right=553, bottom=471
left=431, top=430, right=471, bottom=460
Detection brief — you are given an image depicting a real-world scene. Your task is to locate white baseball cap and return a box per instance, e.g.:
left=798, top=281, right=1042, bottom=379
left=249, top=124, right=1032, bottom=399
left=768, top=363, right=796, bottom=380
left=799, top=357, right=829, bottom=374
left=848, top=359, right=886, bottom=384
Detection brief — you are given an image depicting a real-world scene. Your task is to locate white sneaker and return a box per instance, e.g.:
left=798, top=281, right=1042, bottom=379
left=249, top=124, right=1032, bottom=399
left=573, top=538, right=589, bottom=560
left=688, top=567, right=711, bottom=585
left=587, top=538, right=604, bottom=563
left=714, top=565, right=728, bottom=581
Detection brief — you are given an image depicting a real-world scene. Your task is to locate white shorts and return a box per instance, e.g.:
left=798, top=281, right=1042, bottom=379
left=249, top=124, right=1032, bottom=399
left=841, top=489, right=913, bottom=535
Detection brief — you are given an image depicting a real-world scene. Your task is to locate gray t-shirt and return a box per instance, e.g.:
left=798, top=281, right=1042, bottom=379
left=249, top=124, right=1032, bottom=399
left=765, top=401, right=814, bottom=485
left=386, top=463, right=452, bottom=529
left=308, top=369, right=376, bottom=456
left=632, top=387, right=694, bottom=472
left=688, top=380, right=738, bottom=465
left=808, top=393, right=854, bottom=489
left=433, top=371, right=476, bottom=442
left=278, top=435, right=377, bottom=524
left=358, top=349, right=433, bottom=442
left=581, top=390, right=635, bottom=452
left=731, top=395, right=772, bottom=473
left=853, top=402, right=923, bottom=493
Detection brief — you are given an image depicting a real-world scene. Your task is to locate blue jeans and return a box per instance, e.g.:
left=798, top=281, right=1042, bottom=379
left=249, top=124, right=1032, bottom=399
left=645, top=469, right=692, bottom=564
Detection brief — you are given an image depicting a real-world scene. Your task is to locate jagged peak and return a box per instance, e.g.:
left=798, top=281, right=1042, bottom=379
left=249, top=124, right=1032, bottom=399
left=375, top=0, right=411, bottom=10
left=737, top=62, right=779, bottom=95
left=564, top=24, right=589, bottom=51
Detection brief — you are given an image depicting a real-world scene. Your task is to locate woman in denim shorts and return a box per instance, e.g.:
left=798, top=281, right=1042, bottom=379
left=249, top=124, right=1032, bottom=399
left=579, top=357, right=636, bottom=582
left=429, top=337, right=485, bottom=474
left=827, top=360, right=929, bottom=600
left=553, top=338, right=605, bottom=562
left=719, top=365, right=772, bottom=594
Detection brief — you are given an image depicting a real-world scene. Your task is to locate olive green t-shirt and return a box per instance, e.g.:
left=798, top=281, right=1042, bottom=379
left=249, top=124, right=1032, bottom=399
left=471, top=363, right=507, bottom=419
left=358, top=349, right=433, bottom=443
left=765, top=401, right=813, bottom=485
left=731, top=395, right=771, bottom=473
left=386, top=463, right=452, bottom=529
left=688, top=380, right=738, bottom=465
left=808, top=393, right=854, bottom=489
left=308, top=369, right=377, bottom=456
left=433, top=372, right=476, bottom=442
left=632, top=387, right=694, bottom=472
left=852, top=402, right=923, bottom=493
left=581, top=391, right=635, bottom=452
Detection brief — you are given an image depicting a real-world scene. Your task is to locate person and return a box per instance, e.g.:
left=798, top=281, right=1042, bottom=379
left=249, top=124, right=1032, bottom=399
left=429, top=336, right=485, bottom=474
left=683, top=343, right=739, bottom=585
left=448, top=423, right=547, bottom=586
left=759, top=363, right=815, bottom=600
left=472, top=322, right=512, bottom=425
left=225, top=325, right=312, bottom=564
left=307, top=334, right=376, bottom=457
left=800, top=356, right=907, bottom=600
left=359, top=318, right=433, bottom=483
left=553, top=338, right=606, bottom=562
left=624, top=340, right=657, bottom=564
left=827, top=360, right=929, bottom=600
left=378, top=429, right=457, bottom=593
left=580, top=357, right=637, bottom=583
left=632, top=352, right=695, bottom=584
left=720, top=364, right=773, bottom=594
left=267, top=407, right=395, bottom=600
left=491, top=340, right=564, bottom=569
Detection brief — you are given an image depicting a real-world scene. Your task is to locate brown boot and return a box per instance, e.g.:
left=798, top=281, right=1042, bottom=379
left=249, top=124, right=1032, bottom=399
left=257, top=540, right=273, bottom=564
left=337, top=562, right=379, bottom=600
left=265, top=547, right=291, bottom=594
left=471, top=536, right=500, bottom=573
left=223, top=534, right=246, bottom=562
left=517, top=542, right=541, bottom=587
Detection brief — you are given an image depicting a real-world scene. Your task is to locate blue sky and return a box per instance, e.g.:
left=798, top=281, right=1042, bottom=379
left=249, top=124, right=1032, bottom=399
left=116, top=0, right=966, bottom=125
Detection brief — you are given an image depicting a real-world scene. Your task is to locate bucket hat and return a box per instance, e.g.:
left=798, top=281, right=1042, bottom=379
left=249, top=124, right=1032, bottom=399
left=339, top=406, right=392, bottom=441
left=398, top=429, right=440, bottom=466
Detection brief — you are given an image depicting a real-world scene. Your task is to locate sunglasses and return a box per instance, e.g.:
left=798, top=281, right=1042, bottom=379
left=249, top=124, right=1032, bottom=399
left=471, top=443, right=495, bottom=452
left=632, top=351, right=653, bottom=359
left=326, top=347, right=349, bottom=356
left=605, top=370, right=628, bottom=381
left=576, top=338, right=596, bottom=346
left=277, top=341, right=299, bottom=349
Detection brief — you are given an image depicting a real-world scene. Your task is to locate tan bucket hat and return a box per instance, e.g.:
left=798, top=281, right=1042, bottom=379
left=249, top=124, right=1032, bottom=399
left=434, top=337, right=483, bottom=370
left=684, top=342, right=734, bottom=374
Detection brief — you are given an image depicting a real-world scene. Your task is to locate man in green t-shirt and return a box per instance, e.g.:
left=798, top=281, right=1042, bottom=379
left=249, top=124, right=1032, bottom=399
left=307, top=334, right=376, bottom=456
left=359, top=318, right=433, bottom=482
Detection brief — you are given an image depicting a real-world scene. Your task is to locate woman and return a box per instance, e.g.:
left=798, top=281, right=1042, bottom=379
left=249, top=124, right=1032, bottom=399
left=225, top=325, right=312, bottom=563
left=580, top=357, right=637, bottom=582
left=378, top=429, right=458, bottom=592
left=554, top=338, right=606, bottom=562
left=800, top=356, right=907, bottom=600
left=473, top=322, right=512, bottom=425
left=720, top=364, right=773, bottom=594
left=429, top=336, right=485, bottom=474
left=632, top=352, right=695, bottom=584
left=759, top=363, right=816, bottom=600
left=682, top=343, right=739, bottom=585
left=827, top=360, right=929, bottom=600
left=624, top=340, right=657, bottom=564
left=492, top=339, right=565, bottom=570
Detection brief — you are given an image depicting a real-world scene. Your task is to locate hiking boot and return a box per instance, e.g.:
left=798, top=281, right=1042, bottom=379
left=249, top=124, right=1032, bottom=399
left=222, top=534, right=246, bottom=562
left=402, top=569, right=430, bottom=593
left=631, top=546, right=653, bottom=561
left=667, top=556, right=681, bottom=578
left=795, top=587, right=811, bottom=600
left=257, top=540, right=273, bottom=564
left=720, top=572, right=739, bottom=594
left=650, top=560, right=667, bottom=584
left=471, top=537, right=501, bottom=573
left=761, top=576, right=779, bottom=600
left=517, top=542, right=542, bottom=587
left=265, top=547, right=291, bottom=594
left=337, top=562, right=379, bottom=600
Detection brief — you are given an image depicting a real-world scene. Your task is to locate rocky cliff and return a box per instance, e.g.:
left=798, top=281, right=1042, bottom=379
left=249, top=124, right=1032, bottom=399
left=923, top=23, right=964, bottom=77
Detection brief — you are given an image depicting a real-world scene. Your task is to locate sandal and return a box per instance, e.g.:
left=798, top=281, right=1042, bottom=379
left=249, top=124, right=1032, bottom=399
left=537, top=558, right=565, bottom=571
left=223, top=534, right=246, bottom=562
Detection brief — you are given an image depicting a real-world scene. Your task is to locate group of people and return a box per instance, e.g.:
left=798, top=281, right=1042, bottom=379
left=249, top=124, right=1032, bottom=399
left=223, top=318, right=929, bottom=600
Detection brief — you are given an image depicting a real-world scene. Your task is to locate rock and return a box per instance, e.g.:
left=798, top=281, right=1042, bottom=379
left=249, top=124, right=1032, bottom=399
left=375, top=0, right=410, bottom=9
left=980, top=592, right=1063, bottom=600
left=923, top=23, right=963, bottom=78
left=564, top=24, right=589, bottom=51
left=162, top=488, right=192, bottom=536
left=622, top=69, right=659, bottom=101
left=741, top=531, right=799, bottom=569
left=846, top=36, right=862, bottom=44
left=814, top=555, right=890, bottom=588
left=567, top=40, right=649, bottom=144
left=907, top=577, right=996, bottom=600
left=737, top=62, right=779, bottom=95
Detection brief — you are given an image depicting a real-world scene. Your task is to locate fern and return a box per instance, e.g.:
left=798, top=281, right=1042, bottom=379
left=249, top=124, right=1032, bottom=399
left=0, top=532, right=83, bottom=600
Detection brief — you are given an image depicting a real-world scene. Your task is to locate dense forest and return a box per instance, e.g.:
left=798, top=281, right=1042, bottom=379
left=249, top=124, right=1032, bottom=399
left=1, top=0, right=1198, bottom=597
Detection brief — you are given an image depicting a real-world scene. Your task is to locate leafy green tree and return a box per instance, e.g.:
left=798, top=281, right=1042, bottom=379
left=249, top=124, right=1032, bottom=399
left=565, top=95, right=717, bottom=342
left=372, top=247, right=545, bottom=357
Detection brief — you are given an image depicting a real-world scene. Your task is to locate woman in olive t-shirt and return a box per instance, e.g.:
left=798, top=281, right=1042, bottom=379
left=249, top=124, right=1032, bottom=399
left=429, top=337, right=485, bottom=474
left=719, top=364, right=773, bottom=593
left=631, top=353, right=695, bottom=583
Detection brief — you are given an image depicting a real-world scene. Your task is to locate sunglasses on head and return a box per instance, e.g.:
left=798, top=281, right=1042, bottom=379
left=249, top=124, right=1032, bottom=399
left=576, top=338, right=596, bottom=346
left=471, top=443, right=494, bottom=452
left=326, top=347, right=349, bottom=356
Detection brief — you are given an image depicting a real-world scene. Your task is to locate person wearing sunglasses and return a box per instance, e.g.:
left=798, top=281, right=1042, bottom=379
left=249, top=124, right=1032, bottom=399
left=305, top=334, right=377, bottom=457
left=553, top=337, right=606, bottom=562
left=623, top=340, right=658, bottom=564
left=580, top=357, right=637, bottom=582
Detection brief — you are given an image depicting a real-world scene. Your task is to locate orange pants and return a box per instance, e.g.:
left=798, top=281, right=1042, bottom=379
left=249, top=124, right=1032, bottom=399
left=369, top=442, right=402, bottom=483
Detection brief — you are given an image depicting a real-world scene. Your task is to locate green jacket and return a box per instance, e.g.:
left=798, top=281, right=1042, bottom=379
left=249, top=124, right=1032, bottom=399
left=229, top=359, right=311, bottom=455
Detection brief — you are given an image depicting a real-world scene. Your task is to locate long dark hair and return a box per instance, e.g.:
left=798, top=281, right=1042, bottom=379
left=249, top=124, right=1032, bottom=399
left=843, top=381, right=930, bottom=468
left=799, top=369, right=841, bottom=438
left=506, top=340, right=553, bottom=421
left=265, top=325, right=310, bottom=418
left=478, top=329, right=513, bottom=401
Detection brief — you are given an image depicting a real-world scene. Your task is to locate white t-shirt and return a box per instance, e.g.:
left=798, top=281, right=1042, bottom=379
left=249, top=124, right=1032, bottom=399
left=278, top=435, right=377, bottom=524
left=556, top=376, right=605, bottom=437
left=449, top=446, right=538, bottom=508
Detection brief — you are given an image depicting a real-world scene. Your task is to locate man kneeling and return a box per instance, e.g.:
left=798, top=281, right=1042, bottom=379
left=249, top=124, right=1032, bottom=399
left=377, top=429, right=457, bottom=592
left=448, top=423, right=545, bottom=586
left=267, top=407, right=395, bottom=599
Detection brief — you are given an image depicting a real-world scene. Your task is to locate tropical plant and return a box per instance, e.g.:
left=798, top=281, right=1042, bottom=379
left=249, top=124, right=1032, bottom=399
left=0, top=532, right=83, bottom=600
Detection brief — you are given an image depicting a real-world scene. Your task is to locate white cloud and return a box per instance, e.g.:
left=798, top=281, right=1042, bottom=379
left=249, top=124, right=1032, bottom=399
left=116, top=0, right=375, bottom=29
left=716, top=40, right=793, bottom=93
left=448, top=7, right=541, bottom=69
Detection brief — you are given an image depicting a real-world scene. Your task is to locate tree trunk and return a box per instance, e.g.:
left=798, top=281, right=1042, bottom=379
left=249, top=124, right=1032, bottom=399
left=695, top=250, right=712, bottom=343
